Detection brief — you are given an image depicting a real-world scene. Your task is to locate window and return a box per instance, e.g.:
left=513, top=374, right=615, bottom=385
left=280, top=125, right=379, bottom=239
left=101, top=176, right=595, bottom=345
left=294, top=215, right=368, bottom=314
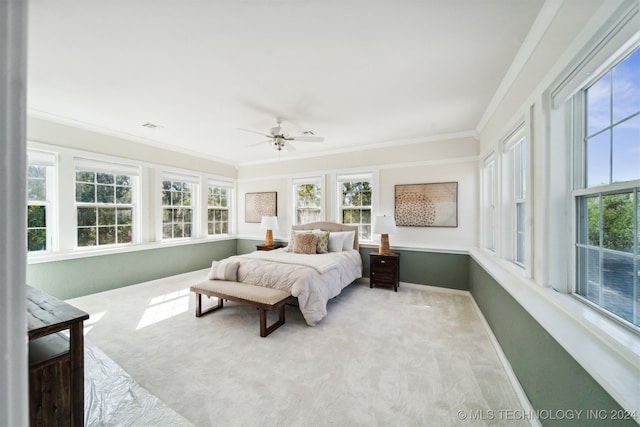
left=338, top=173, right=372, bottom=240
left=162, top=173, right=197, bottom=240
left=75, top=159, right=137, bottom=247
left=293, top=177, right=322, bottom=225
left=481, top=153, right=497, bottom=252
left=575, top=46, right=640, bottom=328
left=27, top=150, right=55, bottom=252
left=503, top=127, right=527, bottom=266
left=207, top=181, right=232, bottom=235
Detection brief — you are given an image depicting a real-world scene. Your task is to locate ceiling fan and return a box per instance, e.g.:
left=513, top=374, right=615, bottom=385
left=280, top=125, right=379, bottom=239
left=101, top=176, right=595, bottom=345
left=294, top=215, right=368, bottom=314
left=237, top=119, right=324, bottom=151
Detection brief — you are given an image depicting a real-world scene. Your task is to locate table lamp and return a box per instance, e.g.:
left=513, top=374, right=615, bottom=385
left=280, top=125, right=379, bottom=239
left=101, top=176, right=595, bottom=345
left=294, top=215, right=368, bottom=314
left=373, top=215, right=397, bottom=255
left=260, top=216, right=279, bottom=247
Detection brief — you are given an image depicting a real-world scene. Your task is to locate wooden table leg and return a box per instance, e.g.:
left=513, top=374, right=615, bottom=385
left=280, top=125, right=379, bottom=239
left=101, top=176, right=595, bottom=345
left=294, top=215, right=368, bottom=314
left=69, top=322, right=84, bottom=427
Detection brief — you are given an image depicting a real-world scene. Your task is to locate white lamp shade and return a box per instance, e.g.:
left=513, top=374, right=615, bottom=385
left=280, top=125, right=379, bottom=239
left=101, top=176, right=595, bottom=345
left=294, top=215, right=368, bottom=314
left=373, top=216, right=397, bottom=234
left=260, top=216, right=279, bottom=231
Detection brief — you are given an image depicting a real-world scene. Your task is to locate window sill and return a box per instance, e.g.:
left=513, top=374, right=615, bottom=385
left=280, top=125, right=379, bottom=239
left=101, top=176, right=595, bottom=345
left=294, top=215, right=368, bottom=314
left=469, top=247, right=640, bottom=417
left=27, top=235, right=236, bottom=264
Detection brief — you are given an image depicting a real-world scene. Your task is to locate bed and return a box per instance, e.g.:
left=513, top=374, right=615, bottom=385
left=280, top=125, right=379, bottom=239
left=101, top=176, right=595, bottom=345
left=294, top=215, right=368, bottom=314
left=209, top=222, right=363, bottom=326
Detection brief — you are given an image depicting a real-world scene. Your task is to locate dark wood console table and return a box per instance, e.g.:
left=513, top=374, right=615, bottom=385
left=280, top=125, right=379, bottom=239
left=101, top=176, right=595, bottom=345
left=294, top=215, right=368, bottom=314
left=27, top=285, right=89, bottom=427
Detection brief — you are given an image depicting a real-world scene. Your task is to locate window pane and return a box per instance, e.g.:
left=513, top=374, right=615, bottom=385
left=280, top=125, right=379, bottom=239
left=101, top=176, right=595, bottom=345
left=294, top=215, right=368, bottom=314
left=612, top=48, right=640, bottom=124
left=602, top=193, right=634, bottom=252
left=576, top=246, right=600, bottom=304
left=577, top=196, right=600, bottom=246
left=208, top=223, right=214, bottom=234
left=78, top=227, right=97, bottom=247
left=612, top=115, right=640, bottom=183
left=77, top=207, right=97, bottom=226
left=516, top=202, right=525, bottom=264
left=118, top=226, right=132, bottom=243
left=76, top=171, right=95, bottom=183
left=601, top=252, right=634, bottom=323
left=116, top=186, right=132, bottom=204
left=98, top=226, right=116, bottom=245
left=163, top=224, right=173, bottom=239
left=97, top=184, right=115, bottom=203
left=76, top=183, right=95, bottom=203
left=28, top=165, right=46, bottom=179
left=117, top=208, right=132, bottom=225
left=98, top=207, right=116, bottom=225
left=27, top=229, right=46, bottom=252
left=116, top=175, right=131, bottom=186
left=171, top=191, right=183, bottom=206
left=96, top=173, right=114, bottom=184
left=27, top=177, right=46, bottom=201
left=162, top=190, right=171, bottom=206
left=586, top=130, right=611, bottom=187
left=27, top=205, right=46, bottom=228
left=587, top=73, right=611, bottom=136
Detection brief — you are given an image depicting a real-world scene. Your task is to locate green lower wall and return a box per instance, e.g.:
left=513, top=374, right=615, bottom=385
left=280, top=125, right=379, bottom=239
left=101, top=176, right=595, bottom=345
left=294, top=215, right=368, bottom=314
left=26, top=240, right=237, bottom=300
left=378, top=248, right=469, bottom=291
left=468, top=259, right=634, bottom=427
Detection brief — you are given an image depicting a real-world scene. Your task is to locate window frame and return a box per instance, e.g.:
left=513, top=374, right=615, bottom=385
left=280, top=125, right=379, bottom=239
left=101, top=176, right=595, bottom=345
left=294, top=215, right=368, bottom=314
left=481, top=152, right=497, bottom=252
left=160, top=171, right=199, bottom=241
left=502, top=125, right=527, bottom=267
left=74, top=158, right=139, bottom=248
left=207, top=179, right=233, bottom=236
left=26, top=150, right=56, bottom=253
left=571, top=45, right=640, bottom=329
left=337, top=172, right=373, bottom=241
left=292, top=176, right=324, bottom=225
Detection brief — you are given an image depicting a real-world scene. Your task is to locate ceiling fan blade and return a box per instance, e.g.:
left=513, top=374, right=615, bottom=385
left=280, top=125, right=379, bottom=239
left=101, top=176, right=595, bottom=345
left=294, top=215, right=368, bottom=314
left=291, top=136, right=324, bottom=143
left=247, top=140, right=271, bottom=147
left=236, top=127, right=272, bottom=138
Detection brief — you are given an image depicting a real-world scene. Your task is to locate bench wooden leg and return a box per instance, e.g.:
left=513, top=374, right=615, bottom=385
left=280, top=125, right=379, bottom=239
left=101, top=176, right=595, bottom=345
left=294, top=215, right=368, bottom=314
left=195, top=292, right=223, bottom=317
left=259, top=304, right=286, bottom=337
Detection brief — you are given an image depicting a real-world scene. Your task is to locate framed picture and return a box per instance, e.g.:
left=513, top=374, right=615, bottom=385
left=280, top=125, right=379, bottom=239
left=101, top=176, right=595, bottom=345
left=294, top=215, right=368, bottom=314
left=395, top=182, right=458, bottom=227
left=245, top=192, right=277, bottom=223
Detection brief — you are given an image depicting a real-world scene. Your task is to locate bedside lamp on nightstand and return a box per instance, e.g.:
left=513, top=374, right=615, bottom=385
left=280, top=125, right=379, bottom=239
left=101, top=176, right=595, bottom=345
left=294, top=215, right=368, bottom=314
left=373, top=215, right=397, bottom=255
left=260, top=215, right=279, bottom=247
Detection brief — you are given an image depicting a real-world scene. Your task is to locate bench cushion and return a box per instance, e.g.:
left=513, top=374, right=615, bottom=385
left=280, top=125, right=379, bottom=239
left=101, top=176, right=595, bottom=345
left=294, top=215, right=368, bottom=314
left=191, top=280, right=290, bottom=306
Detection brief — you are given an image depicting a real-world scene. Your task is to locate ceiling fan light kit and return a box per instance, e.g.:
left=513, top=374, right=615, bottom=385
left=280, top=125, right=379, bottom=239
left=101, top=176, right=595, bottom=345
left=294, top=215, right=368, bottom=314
left=238, top=118, right=325, bottom=152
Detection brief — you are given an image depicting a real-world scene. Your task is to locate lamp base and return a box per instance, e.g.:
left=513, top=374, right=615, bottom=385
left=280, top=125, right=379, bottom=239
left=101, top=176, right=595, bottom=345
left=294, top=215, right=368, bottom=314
left=265, top=229, right=273, bottom=247
left=379, top=234, right=391, bottom=255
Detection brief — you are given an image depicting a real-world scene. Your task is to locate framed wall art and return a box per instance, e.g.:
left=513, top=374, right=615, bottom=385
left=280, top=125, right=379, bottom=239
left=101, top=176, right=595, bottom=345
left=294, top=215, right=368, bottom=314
left=245, top=191, right=277, bottom=223
left=395, top=182, right=458, bottom=227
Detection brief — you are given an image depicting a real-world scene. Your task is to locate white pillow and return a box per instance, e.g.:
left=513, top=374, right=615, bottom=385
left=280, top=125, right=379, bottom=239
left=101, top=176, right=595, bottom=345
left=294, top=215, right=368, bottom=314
left=328, top=232, right=346, bottom=252
left=333, top=231, right=355, bottom=250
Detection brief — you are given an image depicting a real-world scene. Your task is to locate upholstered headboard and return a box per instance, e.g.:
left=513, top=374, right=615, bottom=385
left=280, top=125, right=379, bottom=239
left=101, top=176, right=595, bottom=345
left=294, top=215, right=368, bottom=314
left=291, top=222, right=359, bottom=250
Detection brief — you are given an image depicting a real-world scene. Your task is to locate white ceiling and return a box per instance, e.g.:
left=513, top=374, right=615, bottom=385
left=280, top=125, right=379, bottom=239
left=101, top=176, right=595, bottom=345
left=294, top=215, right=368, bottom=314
left=27, top=0, right=546, bottom=166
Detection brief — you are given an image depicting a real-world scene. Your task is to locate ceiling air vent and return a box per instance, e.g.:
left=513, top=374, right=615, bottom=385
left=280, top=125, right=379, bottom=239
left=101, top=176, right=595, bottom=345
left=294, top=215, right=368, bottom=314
left=141, top=122, right=162, bottom=129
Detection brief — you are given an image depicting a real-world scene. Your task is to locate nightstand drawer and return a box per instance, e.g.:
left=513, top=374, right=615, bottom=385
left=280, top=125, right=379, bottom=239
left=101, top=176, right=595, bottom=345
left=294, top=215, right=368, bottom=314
left=371, top=257, right=397, bottom=267
left=371, top=271, right=394, bottom=282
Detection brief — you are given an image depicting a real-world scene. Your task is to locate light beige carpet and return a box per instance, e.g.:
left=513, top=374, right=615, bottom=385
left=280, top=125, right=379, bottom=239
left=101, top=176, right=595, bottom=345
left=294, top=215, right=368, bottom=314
left=68, top=268, right=532, bottom=427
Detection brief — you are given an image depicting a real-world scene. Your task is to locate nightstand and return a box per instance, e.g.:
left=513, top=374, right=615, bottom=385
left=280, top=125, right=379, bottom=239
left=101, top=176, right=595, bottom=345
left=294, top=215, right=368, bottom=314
left=369, top=252, right=400, bottom=292
left=256, top=244, right=281, bottom=251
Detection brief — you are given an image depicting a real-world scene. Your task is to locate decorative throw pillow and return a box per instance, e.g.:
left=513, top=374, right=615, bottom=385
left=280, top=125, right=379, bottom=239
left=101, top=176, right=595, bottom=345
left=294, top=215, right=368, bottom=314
left=207, top=259, right=240, bottom=281
left=293, top=233, right=318, bottom=254
left=286, top=230, right=311, bottom=252
left=312, top=230, right=330, bottom=254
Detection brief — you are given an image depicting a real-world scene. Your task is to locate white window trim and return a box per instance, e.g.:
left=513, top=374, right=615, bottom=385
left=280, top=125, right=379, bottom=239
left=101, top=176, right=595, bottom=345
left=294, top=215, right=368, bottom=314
left=480, top=152, right=497, bottom=252
left=206, top=178, right=234, bottom=236
left=73, top=157, right=140, bottom=248
left=291, top=175, right=325, bottom=225
left=27, top=149, right=57, bottom=253
left=159, top=170, right=199, bottom=241
left=336, top=171, right=374, bottom=241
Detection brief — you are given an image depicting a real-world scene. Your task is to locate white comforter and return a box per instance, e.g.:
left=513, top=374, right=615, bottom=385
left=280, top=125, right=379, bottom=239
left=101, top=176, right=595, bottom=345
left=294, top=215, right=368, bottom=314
left=228, top=249, right=362, bottom=326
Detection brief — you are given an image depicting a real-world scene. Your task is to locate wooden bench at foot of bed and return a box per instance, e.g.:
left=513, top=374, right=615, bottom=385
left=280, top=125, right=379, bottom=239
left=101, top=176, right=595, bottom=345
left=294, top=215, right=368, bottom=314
left=190, top=280, right=291, bottom=337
